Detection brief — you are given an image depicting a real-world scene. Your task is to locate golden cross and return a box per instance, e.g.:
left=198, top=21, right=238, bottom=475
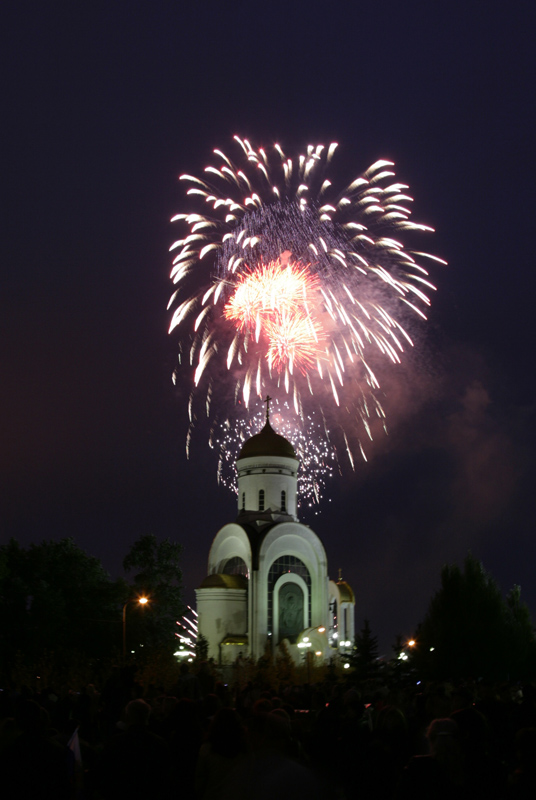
left=264, top=395, right=272, bottom=423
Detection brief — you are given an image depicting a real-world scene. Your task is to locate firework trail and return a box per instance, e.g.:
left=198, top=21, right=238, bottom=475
left=175, top=606, right=198, bottom=659
left=169, top=137, right=444, bottom=491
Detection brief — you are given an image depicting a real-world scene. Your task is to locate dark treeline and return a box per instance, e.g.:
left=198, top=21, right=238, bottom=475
left=0, top=535, right=183, bottom=681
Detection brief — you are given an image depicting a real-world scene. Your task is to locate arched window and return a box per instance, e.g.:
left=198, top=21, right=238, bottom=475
left=281, top=490, right=286, bottom=513
left=221, top=556, right=249, bottom=578
left=258, top=489, right=265, bottom=511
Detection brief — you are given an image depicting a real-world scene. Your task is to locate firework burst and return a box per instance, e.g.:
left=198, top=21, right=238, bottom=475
left=169, top=137, right=445, bottom=488
left=223, top=258, right=325, bottom=375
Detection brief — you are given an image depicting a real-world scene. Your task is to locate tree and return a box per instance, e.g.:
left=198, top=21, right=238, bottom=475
left=123, top=535, right=183, bottom=652
left=413, top=554, right=536, bottom=681
left=347, top=619, right=379, bottom=678
left=194, top=633, right=209, bottom=661
left=0, top=538, right=125, bottom=671
left=275, top=640, right=298, bottom=685
left=392, top=634, right=404, bottom=660
left=505, top=584, right=536, bottom=678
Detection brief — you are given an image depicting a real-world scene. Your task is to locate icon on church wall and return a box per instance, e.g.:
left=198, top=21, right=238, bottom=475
left=278, top=582, right=304, bottom=643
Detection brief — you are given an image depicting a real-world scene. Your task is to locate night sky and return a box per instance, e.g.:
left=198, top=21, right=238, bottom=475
left=3, top=2, right=535, bottom=653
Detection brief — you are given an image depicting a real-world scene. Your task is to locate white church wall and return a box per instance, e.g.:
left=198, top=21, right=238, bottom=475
left=328, top=581, right=356, bottom=648
left=195, top=587, right=248, bottom=662
left=343, top=602, right=355, bottom=644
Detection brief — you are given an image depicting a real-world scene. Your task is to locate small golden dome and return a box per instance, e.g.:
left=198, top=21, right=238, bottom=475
left=337, top=580, right=355, bottom=604
left=198, top=574, right=248, bottom=590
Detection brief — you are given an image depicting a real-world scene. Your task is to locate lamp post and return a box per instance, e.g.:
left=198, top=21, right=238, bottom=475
left=122, top=596, right=148, bottom=658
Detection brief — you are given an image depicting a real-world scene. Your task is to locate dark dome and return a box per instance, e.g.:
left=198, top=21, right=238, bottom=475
left=238, top=421, right=296, bottom=459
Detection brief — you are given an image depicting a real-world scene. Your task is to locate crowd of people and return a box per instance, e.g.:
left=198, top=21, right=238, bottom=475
left=1, top=659, right=536, bottom=799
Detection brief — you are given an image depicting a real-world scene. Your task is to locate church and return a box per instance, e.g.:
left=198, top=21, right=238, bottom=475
left=196, top=401, right=355, bottom=665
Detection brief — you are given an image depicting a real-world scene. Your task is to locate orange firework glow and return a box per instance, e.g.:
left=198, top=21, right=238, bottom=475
left=223, top=259, right=325, bottom=373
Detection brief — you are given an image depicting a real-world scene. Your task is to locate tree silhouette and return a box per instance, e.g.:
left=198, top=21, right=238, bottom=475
left=0, top=538, right=125, bottom=668
left=195, top=633, right=209, bottom=661
left=123, top=534, right=183, bottom=651
left=348, top=619, right=379, bottom=678
left=413, top=553, right=536, bottom=681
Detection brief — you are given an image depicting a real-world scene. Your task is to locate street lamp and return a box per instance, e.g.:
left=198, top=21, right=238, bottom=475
left=122, top=596, right=149, bottom=658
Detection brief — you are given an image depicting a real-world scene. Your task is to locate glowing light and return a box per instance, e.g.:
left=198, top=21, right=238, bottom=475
left=170, top=138, right=444, bottom=480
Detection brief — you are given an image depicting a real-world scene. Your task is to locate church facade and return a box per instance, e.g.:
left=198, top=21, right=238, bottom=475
left=196, top=409, right=355, bottom=664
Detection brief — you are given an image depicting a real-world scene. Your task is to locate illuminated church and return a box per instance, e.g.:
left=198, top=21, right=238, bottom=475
left=196, top=401, right=355, bottom=664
